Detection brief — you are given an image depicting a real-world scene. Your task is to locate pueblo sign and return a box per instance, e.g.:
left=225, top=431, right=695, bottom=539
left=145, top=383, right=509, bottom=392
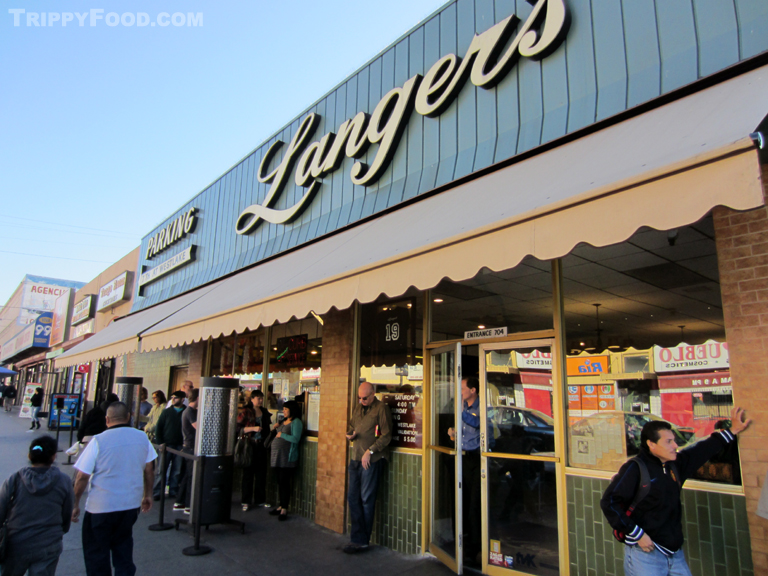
left=235, top=0, right=569, bottom=234
left=653, top=341, right=729, bottom=373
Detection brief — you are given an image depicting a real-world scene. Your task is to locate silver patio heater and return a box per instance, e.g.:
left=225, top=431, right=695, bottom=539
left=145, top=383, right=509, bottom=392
left=191, top=376, right=239, bottom=526
left=114, top=376, right=142, bottom=428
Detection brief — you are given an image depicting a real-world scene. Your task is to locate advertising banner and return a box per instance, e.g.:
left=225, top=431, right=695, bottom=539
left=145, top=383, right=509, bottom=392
left=566, top=355, right=609, bottom=376
left=18, top=384, right=39, bottom=419
left=49, top=289, right=72, bottom=347
left=19, top=283, right=70, bottom=325
left=653, top=341, right=729, bottom=373
left=47, top=394, right=81, bottom=429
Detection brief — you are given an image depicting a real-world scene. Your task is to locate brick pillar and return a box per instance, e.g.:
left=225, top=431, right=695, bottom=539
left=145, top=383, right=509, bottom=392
left=315, top=307, right=355, bottom=533
left=188, top=341, right=206, bottom=385
left=714, top=166, right=768, bottom=572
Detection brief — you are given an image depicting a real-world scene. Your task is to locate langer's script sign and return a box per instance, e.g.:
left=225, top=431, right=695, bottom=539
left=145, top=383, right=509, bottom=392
left=235, top=0, right=569, bottom=234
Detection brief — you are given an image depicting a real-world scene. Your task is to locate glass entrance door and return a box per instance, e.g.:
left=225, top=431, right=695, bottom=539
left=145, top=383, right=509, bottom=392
left=479, top=341, right=564, bottom=576
left=428, top=343, right=463, bottom=573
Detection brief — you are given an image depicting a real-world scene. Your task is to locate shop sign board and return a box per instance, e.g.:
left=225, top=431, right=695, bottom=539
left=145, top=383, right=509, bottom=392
left=465, top=327, right=508, bottom=341
left=145, top=208, right=198, bottom=260
left=97, top=272, right=131, bottom=312
left=0, top=312, right=53, bottom=362
left=234, top=0, right=570, bottom=234
left=658, top=371, right=731, bottom=390
left=134, top=0, right=768, bottom=314
left=71, top=295, right=95, bottom=325
left=71, top=318, right=95, bottom=339
left=138, top=245, right=196, bottom=290
left=566, top=355, right=609, bottom=377
left=516, top=350, right=552, bottom=370
left=19, top=282, right=70, bottom=326
left=653, top=341, right=729, bottom=373
left=49, top=289, right=72, bottom=347
left=380, top=392, right=422, bottom=448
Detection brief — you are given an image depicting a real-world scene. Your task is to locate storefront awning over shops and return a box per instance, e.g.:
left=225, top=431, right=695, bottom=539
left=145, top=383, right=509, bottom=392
left=54, top=282, right=223, bottom=367
left=138, top=66, right=767, bottom=352
left=60, top=65, right=768, bottom=363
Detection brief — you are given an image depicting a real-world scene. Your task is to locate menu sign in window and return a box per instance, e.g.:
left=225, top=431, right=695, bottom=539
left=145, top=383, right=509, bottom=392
left=380, top=393, right=422, bottom=449
left=274, top=334, right=308, bottom=367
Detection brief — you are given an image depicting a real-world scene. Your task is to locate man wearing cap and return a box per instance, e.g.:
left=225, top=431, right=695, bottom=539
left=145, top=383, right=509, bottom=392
left=153, top=390, right=186, bottom=500
left=166, top=380, right=193, bottom=408
left=343, top=381, right=392, bottom=554
left=72, top=402, right=156, bottom=576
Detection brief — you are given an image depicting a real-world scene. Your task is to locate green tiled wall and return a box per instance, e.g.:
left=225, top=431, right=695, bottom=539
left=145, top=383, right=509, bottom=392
left=348, top=452, right=422, bottom=554
left=567, top=475, right=753, bottom=576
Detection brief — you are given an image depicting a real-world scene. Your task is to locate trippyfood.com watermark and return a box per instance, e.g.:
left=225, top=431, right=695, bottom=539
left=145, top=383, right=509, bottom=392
left=8, top=9, right=203, bottom=27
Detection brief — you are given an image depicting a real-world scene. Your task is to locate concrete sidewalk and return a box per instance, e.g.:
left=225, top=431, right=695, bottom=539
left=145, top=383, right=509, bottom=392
left=0, top=407, right=453, bottom=576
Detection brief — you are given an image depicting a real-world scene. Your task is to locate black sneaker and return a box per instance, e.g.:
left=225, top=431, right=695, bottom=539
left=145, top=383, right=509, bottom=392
left=173, top=503, right=185, bottom=511
left=343, top=543, right=369, bottom=554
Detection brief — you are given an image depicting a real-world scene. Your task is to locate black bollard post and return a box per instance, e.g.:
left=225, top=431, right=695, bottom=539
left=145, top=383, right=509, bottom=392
left=149, top=445, right=173, bottom=531
left=62, top=417, right=77, bottom=466
left=183, top=455, right=211, bottom=556
left=55, top=398, right=64, bottom=452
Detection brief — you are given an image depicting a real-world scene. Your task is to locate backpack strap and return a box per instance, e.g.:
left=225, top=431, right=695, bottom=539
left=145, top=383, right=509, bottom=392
left=625, top=457, right=651, bottom=517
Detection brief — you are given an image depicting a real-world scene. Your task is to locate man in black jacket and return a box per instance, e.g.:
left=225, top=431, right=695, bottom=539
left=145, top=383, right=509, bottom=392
left=153, top=390, right=186, bottom=500
left=601, top=407, right=751, bottom=576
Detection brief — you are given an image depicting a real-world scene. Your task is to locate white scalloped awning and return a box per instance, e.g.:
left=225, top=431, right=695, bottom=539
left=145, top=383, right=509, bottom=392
left=54, top=282, right=222, bottom=367
left=57, top=64, right=768, bottom=366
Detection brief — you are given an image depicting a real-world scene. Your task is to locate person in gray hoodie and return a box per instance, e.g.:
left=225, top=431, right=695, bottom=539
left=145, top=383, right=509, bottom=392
left=0, top=435, right=74, bottom=576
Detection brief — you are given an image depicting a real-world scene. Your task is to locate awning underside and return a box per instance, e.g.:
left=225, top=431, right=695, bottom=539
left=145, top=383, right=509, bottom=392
left=57, top=65, right=768, bottom=367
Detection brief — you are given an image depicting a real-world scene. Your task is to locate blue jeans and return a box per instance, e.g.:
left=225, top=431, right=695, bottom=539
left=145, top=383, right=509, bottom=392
left=31, top=406, right=41, bottom=425
left=624, top=545, right=692, bottom=576
left=153, top=444, right=182, bottom=497
left=348, top=458, right=384, bottom=546
left=82, top=509, right=139, bottom=576
left=1, top=540, right=62, bottom=576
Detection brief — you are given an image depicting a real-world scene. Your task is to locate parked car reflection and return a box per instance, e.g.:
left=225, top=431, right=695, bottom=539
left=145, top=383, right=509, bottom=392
left=492, top=406, right=555, bottom=456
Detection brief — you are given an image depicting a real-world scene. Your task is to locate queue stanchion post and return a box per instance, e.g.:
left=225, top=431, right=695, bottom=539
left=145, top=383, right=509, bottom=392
left=55, top=396, right=64, bottom=452
left=62, top=415, right=78, bottom=466
left=149, top=444, right=173, bottom=531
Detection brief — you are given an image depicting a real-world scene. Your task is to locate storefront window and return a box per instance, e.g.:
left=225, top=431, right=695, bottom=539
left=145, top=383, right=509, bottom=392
left=210, top=335, right=238, bottom=378
left=430, top=257, right=553, bottom=341
left=563, top=216, right=739, bottom=485
left=359, top=289, right=424, bottom=449
left=269, top=316, right=322, bottom=434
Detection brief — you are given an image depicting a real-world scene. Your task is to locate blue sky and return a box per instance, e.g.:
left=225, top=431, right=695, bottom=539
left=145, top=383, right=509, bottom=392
left=0, top=0, right=446, bottom=306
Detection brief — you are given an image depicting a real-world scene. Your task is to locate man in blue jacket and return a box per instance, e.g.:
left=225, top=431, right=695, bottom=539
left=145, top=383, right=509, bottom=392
left=601, top=407, right=751, bottom=576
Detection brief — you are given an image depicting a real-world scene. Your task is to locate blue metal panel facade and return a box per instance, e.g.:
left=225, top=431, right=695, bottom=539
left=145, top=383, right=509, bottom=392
left=133, top=0, right=768, bottom=312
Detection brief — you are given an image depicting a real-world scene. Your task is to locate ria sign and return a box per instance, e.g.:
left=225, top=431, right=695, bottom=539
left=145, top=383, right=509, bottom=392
left=236, top=0, right=569, bottom=234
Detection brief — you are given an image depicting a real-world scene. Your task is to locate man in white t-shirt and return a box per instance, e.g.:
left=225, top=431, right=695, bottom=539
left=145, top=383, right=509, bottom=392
left=72, top=402, right=157, bottom=576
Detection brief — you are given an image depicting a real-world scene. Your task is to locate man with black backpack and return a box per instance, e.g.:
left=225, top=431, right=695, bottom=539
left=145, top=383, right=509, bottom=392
left=601, top=407, right=751, bottom=575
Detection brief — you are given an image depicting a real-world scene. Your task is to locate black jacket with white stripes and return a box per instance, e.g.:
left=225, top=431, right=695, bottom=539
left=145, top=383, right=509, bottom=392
left=600, top=429, right=735, bottom=555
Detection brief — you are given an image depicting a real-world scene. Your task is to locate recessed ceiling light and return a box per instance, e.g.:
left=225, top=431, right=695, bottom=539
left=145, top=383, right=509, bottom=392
left=579, top=342, right=585, bottom=346
left=478, top=325, right=485, bottom=329
left=433, top=298, right=444, bottom=303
